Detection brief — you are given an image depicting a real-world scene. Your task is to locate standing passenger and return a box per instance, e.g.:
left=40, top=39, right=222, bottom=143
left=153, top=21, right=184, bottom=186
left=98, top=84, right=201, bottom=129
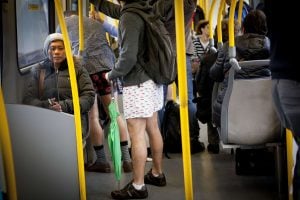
left=150, top=0, right=205, bottom=153
left=90, top=0, right=166, bottom=199
left=193, top=19, right=241, bottom=154
left=267, top=1, right=300, bottom=199
left=192, top=20, right=211, bottom=63
left=91, top=0, right=204, bottom=154
left=23, top=33, right=95, bottom=137
left=58, top=11, right=132, bottom=173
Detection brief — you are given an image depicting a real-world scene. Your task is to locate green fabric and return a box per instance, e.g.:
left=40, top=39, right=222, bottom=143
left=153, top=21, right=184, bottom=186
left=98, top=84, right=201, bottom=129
left=108, top=100, right=122, bottom=181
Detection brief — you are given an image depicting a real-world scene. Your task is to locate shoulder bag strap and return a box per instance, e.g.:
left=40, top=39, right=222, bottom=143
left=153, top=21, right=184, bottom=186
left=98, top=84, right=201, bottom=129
left=38, top=68, right=46, bottom=99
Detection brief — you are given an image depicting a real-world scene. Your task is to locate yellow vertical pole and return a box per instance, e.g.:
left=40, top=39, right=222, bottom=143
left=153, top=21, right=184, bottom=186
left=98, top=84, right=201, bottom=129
left=78, top=0, right=84, bottom=55
left=174, top=1, right=194, bottom=200
left=208, top=0, right=217, bottom=40
left=237, top=0, right=244, bottom=25
left=90, top=3, right=95, bottom=11
left=54, top=1, right=86, bottom=200
left=171, top=83, right=177, bottom=101
left=198, top=0, right=203, bottom=10
left=286, top=129, right=294, bottom=200
left=203, top=0, right=207, bottom=19
left=228, top=0, right=237, bottom=48
left=0, top=87, right=17, bottom=200
left=217, top=0, right=226, bottom=45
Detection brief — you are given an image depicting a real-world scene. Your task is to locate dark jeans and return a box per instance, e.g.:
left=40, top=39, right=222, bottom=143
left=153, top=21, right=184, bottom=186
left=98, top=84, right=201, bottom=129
left=272, top=79, right=300, bottom=200
left=158, top=84, right=168, bottom=129
left=186, top=55, right=200, bottom=140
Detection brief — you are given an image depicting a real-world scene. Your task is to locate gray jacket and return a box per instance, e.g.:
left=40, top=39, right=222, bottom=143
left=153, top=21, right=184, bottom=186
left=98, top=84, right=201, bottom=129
left=92, top=0, right=196, bottom=85
left=57, top=15, right=115, bottom=74
left=93, top=0, right=152, bottom=86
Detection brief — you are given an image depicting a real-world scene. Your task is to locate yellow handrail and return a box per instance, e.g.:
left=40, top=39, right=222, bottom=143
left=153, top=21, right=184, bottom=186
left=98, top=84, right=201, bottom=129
left=174, top=0, right=193, bottom=200
left=0, top=87, right=17, bottom=200
left=228, top=0, right=237, bottom=48
left=203, top=0, right=207, bottom=19
left=171, top=82, right=177, bottom=101
left=208, top=0, right=217, bottom=40
left=237, top=0, right=244, bottom=25
left=217, top=0, right=226, bottom=45
left=90, top=3, right=95, bottom=11
left=54, top=1, right=86, bottom=200
left=286, top=129, right=294, bottom=200
left=78, top=0, right=84, bottom=55
left=198, top=0, right=203, bottom=12
left=228, top=0, right=239, bottom=69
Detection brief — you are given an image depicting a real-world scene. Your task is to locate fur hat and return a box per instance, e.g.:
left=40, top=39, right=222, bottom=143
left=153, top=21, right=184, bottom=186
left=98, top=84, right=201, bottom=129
left=43, top=33, right=64, bottom=59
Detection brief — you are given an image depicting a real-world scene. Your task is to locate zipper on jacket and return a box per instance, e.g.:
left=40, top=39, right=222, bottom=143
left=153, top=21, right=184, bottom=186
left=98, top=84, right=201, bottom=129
left=55, top=69, right=60, bottom=102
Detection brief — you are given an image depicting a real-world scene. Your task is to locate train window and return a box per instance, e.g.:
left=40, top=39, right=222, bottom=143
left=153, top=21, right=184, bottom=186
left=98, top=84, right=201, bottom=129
left=16, top=0, right=49, bottom=71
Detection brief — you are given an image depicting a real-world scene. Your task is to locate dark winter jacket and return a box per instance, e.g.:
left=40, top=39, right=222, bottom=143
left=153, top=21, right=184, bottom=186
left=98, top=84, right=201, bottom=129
left=57, top=15, right=116, bottom=74
left=23, top=58, right=95, bottom=134
left=210, top=33, right=271, bottom=127
left=151, top=0, right=195, bottom=55
left=194, top=50, right=218, bottom=123
left=268, top=1, right=300, bottom=82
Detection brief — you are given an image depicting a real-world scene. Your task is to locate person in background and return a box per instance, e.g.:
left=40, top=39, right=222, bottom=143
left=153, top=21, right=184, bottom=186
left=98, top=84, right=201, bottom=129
left=210, top=10, right=270, bottom=128
left=193, top=19, right=241, bottom=154
left=225, top=0, right=252, bottom=23
left=58, top=11, right=132, bottom=173
left=266, top=1, right=300, bottom=199
left=192, top=20, right=210, bottom=61
left=191, top=19, right=210, bottom=79
left=89, top=10, right=118, bottom=38
left=150, top=0, right=205, bottom=153
left=192, top=4, right=205, bottom=31
left=23, top=33, right=95, bottom=139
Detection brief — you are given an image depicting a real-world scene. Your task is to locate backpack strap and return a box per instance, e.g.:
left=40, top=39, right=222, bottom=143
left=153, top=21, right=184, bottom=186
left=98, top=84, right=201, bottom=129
left=38, top=68, right=46, bottom=99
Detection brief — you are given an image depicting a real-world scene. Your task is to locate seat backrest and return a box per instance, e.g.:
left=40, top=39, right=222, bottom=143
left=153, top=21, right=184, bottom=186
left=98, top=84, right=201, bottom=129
left=220, top=60, right=282, bottom=145
left=6, top=104, right=80, bottom=200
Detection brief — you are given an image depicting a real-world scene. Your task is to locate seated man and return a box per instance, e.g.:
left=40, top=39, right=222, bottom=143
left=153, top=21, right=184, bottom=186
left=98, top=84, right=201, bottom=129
left=23, top=33, right=95, bottom=138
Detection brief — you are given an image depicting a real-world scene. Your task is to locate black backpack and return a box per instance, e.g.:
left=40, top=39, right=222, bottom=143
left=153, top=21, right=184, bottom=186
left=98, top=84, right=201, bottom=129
left=161, top=100, right=182, bottom=156
left=123, top=8, right=176, bottom=85
left=161, top=100, right=205, bottom=158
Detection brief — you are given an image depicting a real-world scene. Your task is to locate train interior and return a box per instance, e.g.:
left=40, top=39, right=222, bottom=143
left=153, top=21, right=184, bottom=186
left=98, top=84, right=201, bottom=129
left=0, top=0, right=298, bottom=200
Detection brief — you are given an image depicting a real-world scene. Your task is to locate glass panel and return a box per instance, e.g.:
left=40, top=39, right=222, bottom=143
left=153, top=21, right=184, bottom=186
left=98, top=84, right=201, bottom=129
left=16, top=0, right=49, bottom=69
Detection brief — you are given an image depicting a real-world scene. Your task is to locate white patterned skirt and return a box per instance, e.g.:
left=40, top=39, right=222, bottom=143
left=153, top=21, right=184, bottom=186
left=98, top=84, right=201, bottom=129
left=123, top=80, right=163, bottom=119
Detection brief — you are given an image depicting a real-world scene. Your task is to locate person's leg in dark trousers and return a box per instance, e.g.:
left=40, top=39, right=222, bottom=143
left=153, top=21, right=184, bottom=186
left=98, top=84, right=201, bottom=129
left=207, top=121, right=220, bottom=153
left=186, top=55, right=204, bottom=152
left=158, top=84, right=168, bottom=129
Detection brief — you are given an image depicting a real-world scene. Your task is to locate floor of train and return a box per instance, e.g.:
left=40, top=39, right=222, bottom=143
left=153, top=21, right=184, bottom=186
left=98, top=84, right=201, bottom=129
left=85, top=124, right=284, bottom=200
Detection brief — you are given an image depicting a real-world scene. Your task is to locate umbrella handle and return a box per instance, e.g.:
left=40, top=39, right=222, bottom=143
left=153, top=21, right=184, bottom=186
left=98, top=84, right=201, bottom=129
left=110, top=80, right=115, bottom=99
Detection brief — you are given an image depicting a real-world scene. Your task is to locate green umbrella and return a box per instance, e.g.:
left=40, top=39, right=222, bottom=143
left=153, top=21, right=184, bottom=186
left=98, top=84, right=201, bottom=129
left=107, top=98, right=122, bottom=182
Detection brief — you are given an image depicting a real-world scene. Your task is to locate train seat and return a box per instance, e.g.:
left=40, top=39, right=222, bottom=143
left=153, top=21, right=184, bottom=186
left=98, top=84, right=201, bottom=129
left=216, top=59, right=282, bottom=146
